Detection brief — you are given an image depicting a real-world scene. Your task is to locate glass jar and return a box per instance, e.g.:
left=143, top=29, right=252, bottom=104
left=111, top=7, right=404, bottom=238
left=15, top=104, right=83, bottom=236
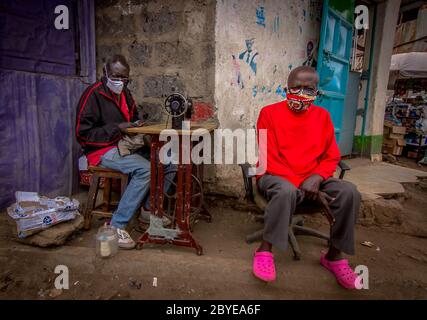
left=96, top=225, right=118, bottom=258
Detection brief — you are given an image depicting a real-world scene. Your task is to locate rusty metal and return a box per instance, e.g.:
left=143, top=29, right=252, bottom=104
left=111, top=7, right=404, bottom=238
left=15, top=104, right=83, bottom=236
left=137, top=133, right=204, bottom=255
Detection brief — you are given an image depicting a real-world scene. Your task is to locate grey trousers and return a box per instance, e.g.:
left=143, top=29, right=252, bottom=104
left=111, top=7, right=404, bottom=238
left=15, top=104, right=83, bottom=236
left=257, top=174, right=361, bottom=255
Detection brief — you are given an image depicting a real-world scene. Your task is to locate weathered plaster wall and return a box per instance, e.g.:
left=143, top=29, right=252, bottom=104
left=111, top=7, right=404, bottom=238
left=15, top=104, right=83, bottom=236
left=95, top=0, right=216, bottom=122
left=214, top=0, right=322, bottom=195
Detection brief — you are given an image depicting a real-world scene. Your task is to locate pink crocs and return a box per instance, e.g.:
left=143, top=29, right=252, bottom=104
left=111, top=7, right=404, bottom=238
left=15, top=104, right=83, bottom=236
left=320, top=253, right=358, bottom=289
left=253, top=251, right=276, bottom=282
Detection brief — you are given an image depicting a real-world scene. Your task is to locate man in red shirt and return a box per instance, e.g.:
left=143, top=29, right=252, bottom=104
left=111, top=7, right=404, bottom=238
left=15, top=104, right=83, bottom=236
left=254, top=66, right=361, bottom=289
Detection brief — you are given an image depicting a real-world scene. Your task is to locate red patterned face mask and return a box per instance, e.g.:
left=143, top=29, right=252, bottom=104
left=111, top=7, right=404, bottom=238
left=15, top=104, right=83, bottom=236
left=286, top=93, right=316, bottom=112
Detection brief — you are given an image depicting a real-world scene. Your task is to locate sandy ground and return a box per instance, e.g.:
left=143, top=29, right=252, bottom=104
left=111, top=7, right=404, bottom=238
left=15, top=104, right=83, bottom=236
left=0, top=182, right=426, bottom=300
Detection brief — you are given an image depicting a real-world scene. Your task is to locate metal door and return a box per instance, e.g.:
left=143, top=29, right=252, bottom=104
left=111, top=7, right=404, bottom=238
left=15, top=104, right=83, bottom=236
left=316, top=0, right=355, bottom=151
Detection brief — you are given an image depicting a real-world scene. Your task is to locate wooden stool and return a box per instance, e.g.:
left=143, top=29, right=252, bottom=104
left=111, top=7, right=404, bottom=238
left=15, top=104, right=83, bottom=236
left=84, top=166, right=128, bottom=230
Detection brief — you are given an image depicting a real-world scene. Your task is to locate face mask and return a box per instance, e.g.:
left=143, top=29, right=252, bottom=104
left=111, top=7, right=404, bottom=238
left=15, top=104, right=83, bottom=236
left=286, top=93, right=316, bottom=113
left=107, top=78, right=124, bottom=94
left=105, top=67, right=124, bottom=94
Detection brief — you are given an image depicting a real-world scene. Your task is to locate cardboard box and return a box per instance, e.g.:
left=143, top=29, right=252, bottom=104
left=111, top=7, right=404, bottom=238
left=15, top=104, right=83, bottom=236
left=388, top=145, right=403, bottom=156
left=382, top=140, right=405, bottom=156
left=396, top=137, right=406, bottom=147
left=393, top=146, right=403, bottom=155
left=383, top=138, right=396, bottom=147
left=391, top=126, right=406, bottom=135
left=389, top=133, right=405, bottom=140
left=383, top=126, right=391, bottom=135
left=382, top=145, right=393, bottom=154
left=384, top=120, right=394, bottom=128
left=382, top=145, right=403, bottom=156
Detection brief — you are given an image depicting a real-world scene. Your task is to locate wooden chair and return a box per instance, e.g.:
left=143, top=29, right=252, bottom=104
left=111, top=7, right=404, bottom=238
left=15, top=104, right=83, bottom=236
left=83, top=166, right=128, bottom=230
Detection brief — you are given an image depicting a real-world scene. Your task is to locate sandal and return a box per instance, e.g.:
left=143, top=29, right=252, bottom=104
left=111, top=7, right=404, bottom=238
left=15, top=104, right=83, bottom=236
left=320, top=253, right=358, bottom=289
left=253, top=251, right=276, bottom=282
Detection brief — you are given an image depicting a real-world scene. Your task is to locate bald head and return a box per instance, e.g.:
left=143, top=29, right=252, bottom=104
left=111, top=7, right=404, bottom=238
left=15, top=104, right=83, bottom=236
left=288, top=66, right=319, bottom=90
left=105, top=54, right=130, bottom=79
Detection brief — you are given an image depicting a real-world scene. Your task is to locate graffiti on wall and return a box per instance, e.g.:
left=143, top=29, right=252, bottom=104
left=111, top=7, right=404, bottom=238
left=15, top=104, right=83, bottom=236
left=252, top=83, right=287, bottom=100
left=227, top=2, right=320, bottom=102
left=256, top=6, right=266, bottom=27
left=231, top=54, right=244, bottom=89
left=272, top=15, right=280, bottom=34
left=239, top=38, right=259, bottom=75
left=302, top=40, right=318, bottom=68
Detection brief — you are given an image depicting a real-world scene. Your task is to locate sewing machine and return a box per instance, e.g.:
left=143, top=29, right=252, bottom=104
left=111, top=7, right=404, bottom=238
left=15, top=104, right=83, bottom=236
left=164, top=93, right=193, bottom=130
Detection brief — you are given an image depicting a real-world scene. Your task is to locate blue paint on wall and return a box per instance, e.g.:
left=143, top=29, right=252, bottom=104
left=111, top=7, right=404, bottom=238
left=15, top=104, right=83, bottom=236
left=252, top=85, right=258, bottom=97
left=256, top=6, right=266, bottom=27
left=275, top=84, right=287, bottom=98
left=239, top=39, right=258, bottom=75
left=273, top=15, right=280, bottom=33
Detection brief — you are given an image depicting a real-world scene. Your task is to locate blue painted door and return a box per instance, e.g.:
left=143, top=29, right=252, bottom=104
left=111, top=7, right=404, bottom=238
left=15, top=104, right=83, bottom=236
left=316, top=0, right=355, bottom=152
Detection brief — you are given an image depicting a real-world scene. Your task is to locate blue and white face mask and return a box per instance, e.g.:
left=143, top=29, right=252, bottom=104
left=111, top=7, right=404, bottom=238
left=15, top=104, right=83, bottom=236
left=105, top=67, right=125, bottom=94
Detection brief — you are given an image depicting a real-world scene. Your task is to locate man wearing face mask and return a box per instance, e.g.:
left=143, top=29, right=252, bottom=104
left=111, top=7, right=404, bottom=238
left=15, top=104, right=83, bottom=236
left=253, top=66, right=361, bottom=289
left=76, top=54, right=159, bottom=249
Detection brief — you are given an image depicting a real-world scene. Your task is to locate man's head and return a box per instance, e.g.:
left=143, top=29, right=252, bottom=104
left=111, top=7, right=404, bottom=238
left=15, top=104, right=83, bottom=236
left=245, top=38, right=255, bottom=52
left=104, top=54, right=130, bottom=94
left=286, top=66, right=319, bottom=112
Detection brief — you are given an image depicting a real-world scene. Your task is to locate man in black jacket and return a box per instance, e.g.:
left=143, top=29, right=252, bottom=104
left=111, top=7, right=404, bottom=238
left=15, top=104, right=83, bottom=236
left=76, top=54, right=168, bottom=249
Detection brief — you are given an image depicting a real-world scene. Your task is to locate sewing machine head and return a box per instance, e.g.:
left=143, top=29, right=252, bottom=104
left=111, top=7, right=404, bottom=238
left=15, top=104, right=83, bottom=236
left=164, top=93, right=193, bottom=129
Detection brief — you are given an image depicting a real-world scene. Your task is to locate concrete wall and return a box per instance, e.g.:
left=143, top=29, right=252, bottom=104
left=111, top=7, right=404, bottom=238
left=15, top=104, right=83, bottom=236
left=213, top=0, right=322, bottom=195
left=94, top=0, right=322, bottom=197
left=95, top=0, right=216, bottom=123
left=353, top=0, right=401, bottom=160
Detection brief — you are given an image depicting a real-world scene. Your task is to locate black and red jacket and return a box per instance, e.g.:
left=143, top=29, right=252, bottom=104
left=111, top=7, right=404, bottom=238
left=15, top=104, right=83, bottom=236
left=75, top=77, right=138, bottom=155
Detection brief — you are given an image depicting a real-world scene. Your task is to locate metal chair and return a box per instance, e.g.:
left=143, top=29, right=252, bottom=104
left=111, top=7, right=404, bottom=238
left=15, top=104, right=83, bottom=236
left=239, top=161, right=351, bottom=260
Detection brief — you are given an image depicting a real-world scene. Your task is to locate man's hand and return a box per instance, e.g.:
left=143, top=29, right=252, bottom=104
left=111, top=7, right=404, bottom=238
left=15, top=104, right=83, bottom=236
left=118, top=122, right=135, bottom=133
left=300, top=174, right=323, bottom=201
left=133, top=120, right=144, bottom=127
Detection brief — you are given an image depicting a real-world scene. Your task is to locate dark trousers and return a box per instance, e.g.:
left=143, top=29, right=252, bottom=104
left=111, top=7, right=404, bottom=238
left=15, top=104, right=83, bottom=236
left=257, top=174, right=361, bottom=255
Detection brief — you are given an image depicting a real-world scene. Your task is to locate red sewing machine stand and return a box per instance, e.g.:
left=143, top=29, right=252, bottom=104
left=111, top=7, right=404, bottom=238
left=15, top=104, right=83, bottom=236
left=127, top=122, right=216, bottom=255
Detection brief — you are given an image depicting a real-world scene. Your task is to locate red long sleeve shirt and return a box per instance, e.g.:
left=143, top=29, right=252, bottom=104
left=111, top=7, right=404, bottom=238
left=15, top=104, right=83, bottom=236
left=256, top=100, right=340, bottom=187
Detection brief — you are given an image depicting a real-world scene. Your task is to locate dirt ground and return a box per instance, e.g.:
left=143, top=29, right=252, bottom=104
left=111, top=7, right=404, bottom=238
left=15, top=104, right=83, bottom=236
left=0, top=181, right=426, bottom=300
left=383, top=154, right=427, bottom=172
